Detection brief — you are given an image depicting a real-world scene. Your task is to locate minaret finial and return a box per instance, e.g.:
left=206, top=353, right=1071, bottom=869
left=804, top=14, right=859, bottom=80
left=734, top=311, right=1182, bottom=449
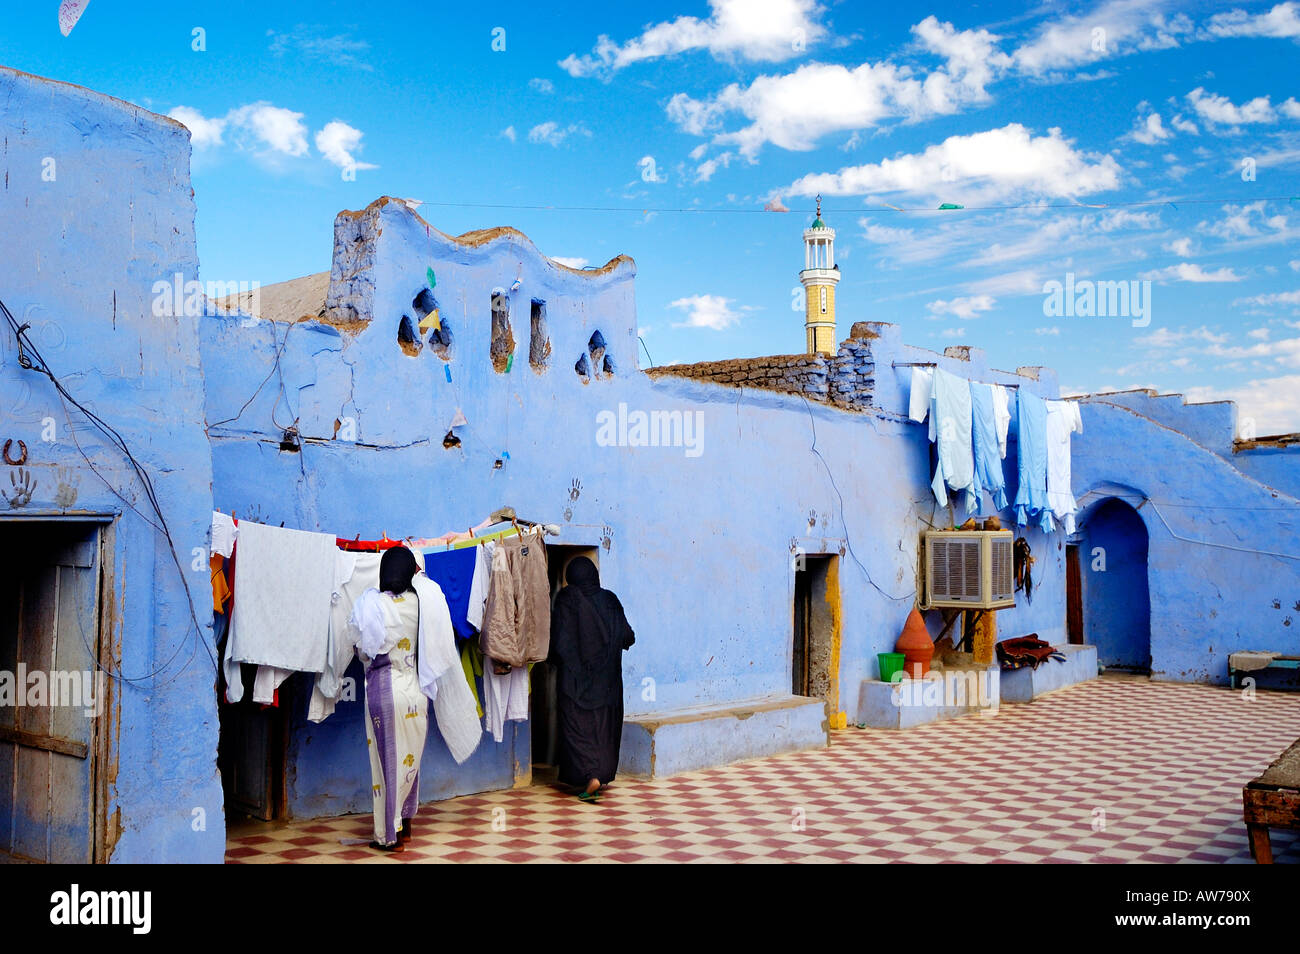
left=815, top=194, right=822, bottom=219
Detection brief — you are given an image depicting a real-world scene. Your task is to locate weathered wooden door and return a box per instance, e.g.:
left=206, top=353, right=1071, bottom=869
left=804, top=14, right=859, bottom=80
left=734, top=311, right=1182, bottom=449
left=0, top=523, right=103, bottom=863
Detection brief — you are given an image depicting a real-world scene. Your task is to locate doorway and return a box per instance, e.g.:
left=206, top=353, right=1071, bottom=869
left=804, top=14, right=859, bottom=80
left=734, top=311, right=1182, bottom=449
left=1079, top=498, right=1151, bottom=671
left=0, top=519, right=113, bottom=863
left=530, top=545, right=599, bottom=782
left=793, top=555, right=840, bottom=716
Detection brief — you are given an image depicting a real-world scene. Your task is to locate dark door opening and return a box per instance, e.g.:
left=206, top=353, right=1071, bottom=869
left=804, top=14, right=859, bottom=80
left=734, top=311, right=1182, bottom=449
left=217, top=678, right=291, bottom=822
left=1066, top=544, right=1083, bottom=645
left=1080, top=498, right=1152, bottom=672
left=531, top=545, right=599, bottom=783
left=0, top=520, right=110, bottom=863
left=793, top=555, right=839, bottom=715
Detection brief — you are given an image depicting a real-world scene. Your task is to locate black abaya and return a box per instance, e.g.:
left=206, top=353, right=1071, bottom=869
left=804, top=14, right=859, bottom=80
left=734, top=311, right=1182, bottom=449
left=549, top=557, right=635, bottom=787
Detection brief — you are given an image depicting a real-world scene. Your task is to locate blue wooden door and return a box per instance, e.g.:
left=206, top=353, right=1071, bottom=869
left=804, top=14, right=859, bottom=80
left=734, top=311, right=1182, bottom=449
left=0, top=524, right=101, bottom=863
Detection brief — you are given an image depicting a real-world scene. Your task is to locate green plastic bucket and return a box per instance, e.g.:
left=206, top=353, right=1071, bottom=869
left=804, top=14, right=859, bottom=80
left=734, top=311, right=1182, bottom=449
left=878, top=652, right=906, bottom=683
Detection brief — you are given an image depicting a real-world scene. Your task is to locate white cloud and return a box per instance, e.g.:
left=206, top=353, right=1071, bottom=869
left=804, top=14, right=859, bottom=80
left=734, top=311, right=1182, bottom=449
left=1184, top=374, right=1300, bottom=435
left=168, top=106, right=226, bottom=148
left=695, top=151, right=735, bottom=182
left=529, top=77, right=555, bottom=94
left=1237, top=290, right=1300, bottom=307
left=551, top=256, right=589, bottom=269
left=168, top=102, right=310, bottom=158
left=1197, top=201, right=1289, bottom=241
left=1249, top=327, right=1272, bottom=339
left=927, top=295, right=996, bottom=319
left=1291, top=259, right=1300, bottom=271
left=1164, top=237, right=1195, bottom=256
left=1201, top=2, right=1300, bottom=41
left=1134, top=325, right=1229, bottom=348
left=939, top=327, right=967, bottom=339
left=1186, top=87, right=1281, bottom=127
left=527, top=121, right=592, bottom=146
left=1129, top=110, right=1172, bottom=144
left=267, top=27, right=372, bottom=70
left=501, top=125, right=517, bottom=142
left=1283, top=97, right=1300, bottom=119
left=857, top=217, right=915, bottom=245
left=786, top=123, right=1121, bottom=203
left=1012, top=0, right=1192, bottom=75
left=1034, top=327, right=1061, bottom=335
left=559, top=0, right=826, bottom=77
left=669, top=294, right=747, bottom=330
left=1140, top=262, right=1243, bottom=282
left=314, top=120, right=378, bottom=171
left=1169, top=113, right=1199, bottom=134
left=228, top=103, right=309, bottom=156
left=665, top=17, right=1014, bottom=157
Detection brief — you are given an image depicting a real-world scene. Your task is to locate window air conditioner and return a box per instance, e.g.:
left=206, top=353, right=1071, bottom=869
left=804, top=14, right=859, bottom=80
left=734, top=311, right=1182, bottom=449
left=921, top=530, right=1015, bottom=610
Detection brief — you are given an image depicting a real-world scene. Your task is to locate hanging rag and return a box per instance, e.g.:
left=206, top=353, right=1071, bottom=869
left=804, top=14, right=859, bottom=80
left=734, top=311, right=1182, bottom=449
left=991, top=384, right=1012, bottom=459
left=211, top=510, right=237, bottom=558
left=481, top=534, right=551, bottom=668
left=222, top=521, right=337, bottom=703
left=928, top=367, right=978, bottom=513
left=1045, top=399, right=1083, bottom=535
left=308, top=550, right=383, bottom=723
left=970, top=381, right=1008, bottom=511
left=422, top=546, right=484, bottom=639
left=1012, top=389, right=1053, bottom=532
left=412, top=573, right=482, bottom=763
left=908, top=366, right=934, bottom=423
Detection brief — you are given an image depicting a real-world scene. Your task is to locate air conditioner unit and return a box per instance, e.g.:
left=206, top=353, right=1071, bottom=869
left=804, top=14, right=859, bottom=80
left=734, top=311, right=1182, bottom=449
left=921, top=530, right=1015, bottom=610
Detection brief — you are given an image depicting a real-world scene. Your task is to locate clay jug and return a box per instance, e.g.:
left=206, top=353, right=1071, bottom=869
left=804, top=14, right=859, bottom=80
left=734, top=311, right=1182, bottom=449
left=895, top=607, right=934, bottom=677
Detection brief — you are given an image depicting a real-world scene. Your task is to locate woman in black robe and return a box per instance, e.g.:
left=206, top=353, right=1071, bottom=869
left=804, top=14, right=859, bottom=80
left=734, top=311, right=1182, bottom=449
left=549, top=556, right=635, bottom=801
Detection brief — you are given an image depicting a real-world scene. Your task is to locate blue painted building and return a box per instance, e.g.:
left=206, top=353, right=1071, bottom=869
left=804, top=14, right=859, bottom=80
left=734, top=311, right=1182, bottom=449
left=2, top=71, right=1297, bottom=863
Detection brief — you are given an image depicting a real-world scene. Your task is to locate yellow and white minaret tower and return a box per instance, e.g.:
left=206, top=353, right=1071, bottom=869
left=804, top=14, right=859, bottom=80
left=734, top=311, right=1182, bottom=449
left=799, top=194, right=839, bottom=355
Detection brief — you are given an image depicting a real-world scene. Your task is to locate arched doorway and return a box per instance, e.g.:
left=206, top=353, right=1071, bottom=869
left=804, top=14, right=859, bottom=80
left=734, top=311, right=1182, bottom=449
left=1075, top=497, right=1151, bottom=671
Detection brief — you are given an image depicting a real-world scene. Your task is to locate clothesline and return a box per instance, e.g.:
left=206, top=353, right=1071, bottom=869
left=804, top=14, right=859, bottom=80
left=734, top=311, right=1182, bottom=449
left=892, top=361, right=1022, bottom=388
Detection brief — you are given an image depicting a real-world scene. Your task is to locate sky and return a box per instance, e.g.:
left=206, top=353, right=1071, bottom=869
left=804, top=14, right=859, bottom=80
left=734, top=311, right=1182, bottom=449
left=5, top=0, right=1300, bottom=433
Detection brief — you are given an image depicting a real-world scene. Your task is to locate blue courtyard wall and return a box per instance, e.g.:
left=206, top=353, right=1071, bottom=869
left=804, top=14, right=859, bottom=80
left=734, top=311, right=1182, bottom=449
left=200, top=199, right=1071, bottom=819
left=0, top=68, right=222, bottom=862
left=1073, top=396, right=1300, bottom=682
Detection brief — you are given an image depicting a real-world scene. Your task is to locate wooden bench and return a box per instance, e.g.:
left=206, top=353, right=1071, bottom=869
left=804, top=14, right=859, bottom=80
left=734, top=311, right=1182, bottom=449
left=1229, top=653, right=1300, bottom=689
left=1243, top=736, right=1300, bottom=863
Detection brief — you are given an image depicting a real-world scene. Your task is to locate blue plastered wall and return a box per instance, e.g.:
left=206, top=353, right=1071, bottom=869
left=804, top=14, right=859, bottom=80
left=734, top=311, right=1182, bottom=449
left=0, top=68, right=223, bottom=862
left=200, top=200, right=1072, bottom=818
left=1073, top=395, right=1300, bottom=682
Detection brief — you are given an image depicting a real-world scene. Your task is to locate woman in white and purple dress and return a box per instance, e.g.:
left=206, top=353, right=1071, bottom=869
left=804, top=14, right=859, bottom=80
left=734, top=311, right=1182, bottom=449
left=351, top=548, right=427, bottom=852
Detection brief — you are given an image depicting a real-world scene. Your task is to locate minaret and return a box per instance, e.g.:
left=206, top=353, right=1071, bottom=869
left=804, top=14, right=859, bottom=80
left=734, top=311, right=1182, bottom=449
left=799, top=194, right=839, bottom=355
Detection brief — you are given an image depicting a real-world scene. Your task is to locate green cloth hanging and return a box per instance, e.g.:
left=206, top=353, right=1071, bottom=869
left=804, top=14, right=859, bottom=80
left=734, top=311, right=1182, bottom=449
left=460, top=640, right=484, bottom=718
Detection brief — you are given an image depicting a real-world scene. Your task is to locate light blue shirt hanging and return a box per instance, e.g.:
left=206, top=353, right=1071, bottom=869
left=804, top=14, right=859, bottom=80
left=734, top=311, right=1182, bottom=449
left=928, top=367, right=978, bottom=513
left=970, top=381, right=1008, bottom=512
left=1013, top=388, right=1054, bottom=531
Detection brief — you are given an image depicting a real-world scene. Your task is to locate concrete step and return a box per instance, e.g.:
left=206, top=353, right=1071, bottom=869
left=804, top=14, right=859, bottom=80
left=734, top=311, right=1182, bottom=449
left=618, top=695, right=829, bottom=778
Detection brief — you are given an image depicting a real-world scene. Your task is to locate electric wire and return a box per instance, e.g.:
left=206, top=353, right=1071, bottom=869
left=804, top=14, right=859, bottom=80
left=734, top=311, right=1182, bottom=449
left=2, top=296, right=216, bottom=685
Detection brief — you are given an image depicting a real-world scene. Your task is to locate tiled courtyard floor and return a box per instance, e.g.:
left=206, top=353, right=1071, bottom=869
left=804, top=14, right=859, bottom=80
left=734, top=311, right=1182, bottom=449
left=227, top=675, right=1300, bottom=863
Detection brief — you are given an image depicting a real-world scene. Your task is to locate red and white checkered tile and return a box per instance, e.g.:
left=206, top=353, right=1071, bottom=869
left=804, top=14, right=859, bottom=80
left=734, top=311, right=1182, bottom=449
left=226, top=676, right=1300, bottom=863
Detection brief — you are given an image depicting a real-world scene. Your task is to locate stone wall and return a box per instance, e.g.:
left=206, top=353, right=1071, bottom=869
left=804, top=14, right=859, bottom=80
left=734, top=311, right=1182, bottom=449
left=646, top=331, right=875, bottom=412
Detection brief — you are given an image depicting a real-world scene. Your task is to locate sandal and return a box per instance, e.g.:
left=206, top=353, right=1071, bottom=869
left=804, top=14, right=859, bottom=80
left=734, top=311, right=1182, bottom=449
left=577, top=790, right=601, bottom=803
left=370, top=840, right=405, bottom=853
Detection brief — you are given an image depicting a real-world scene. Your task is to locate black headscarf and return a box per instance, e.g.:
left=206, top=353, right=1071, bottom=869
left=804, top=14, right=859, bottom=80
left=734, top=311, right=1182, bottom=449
left=550, top=557, right=635, bottom=709
left=379, top=547, right=419, bottom=595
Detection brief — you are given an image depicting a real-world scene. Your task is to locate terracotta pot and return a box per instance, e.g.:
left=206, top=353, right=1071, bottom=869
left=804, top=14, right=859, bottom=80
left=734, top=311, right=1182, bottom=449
left=895, top=607, right=934, bottom=677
